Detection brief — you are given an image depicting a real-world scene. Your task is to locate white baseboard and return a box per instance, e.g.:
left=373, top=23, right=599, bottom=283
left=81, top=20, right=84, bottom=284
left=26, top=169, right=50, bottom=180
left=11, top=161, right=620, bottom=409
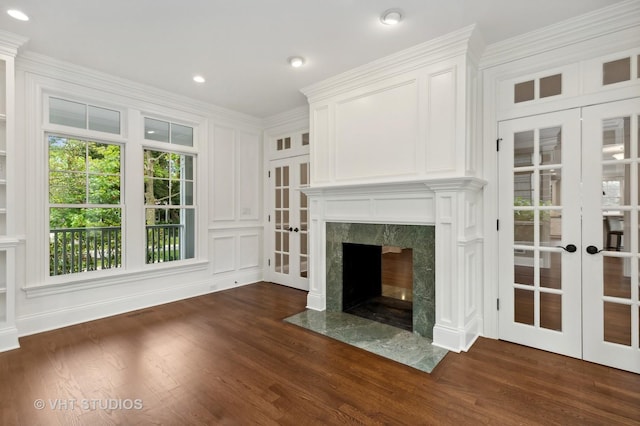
left=210, top=269, right=263, bottom=292
left=306, top=292, right=325, bottom=311
left=432, top=316, right=481, bottom=353
left=0, top=326, right=20, bottom=352
left=17, top=278, right=215, bottom=338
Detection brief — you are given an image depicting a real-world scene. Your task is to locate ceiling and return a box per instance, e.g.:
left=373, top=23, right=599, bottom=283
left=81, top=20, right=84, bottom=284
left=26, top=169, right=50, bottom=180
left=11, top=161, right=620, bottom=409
left=0, top=0, right=626, bottom=118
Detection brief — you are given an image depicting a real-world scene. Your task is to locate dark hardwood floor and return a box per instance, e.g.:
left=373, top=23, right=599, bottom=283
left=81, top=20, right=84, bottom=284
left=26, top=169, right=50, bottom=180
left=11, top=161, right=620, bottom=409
left=0, top=282, right=638, bottom=425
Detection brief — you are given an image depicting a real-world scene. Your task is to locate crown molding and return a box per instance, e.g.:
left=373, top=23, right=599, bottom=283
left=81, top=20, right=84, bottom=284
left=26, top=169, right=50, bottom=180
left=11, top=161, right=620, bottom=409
left=481, top=0, right=640, bottom=69
left=0, top=29, right=28, bottom=57
left=16, top=51, right=263, bottom=128
left=263, top=105, right=309, bottom=132
left=301, top=24, right=482, bottom=103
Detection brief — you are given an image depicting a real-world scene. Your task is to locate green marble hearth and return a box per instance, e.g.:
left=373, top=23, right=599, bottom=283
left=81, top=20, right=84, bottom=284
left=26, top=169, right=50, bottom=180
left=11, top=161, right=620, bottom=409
left=284, top=310, right=448, bottom=374
left=326, top=222, right=435, bottom=339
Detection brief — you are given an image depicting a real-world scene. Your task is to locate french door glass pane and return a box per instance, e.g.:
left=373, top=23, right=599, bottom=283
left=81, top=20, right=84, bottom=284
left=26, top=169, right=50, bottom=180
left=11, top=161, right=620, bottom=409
left=603, top=301, right=631, bottom=346
left=540, top=292, right=562, bottom=331
left=274, top=165, right=290, bottom=276
left=514, top=249, right=534, bottom=286
left=514, top=288, right=534, bottom=325
left=540, top=126, right=562, bottom=165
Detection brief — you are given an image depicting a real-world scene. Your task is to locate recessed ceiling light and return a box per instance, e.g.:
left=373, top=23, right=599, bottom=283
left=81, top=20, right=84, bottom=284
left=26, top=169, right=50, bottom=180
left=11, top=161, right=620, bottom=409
left=7, top=9, right=29, bottom=21
left=288, top=56, right=305, bottom=68
left=193, top=75, right=205, bottom=83
left=380, top=9, right=403, bottom=25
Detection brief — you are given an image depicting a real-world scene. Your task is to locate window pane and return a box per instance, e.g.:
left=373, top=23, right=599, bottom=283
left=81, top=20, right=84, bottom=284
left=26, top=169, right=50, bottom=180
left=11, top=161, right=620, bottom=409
left=88, top=174, right=120, bottom=204
left=88, top=142, right=121, bottom=174
left=145, top=208, right=195, bottom=263
left=145, top=118, right=170, bottom=142
left=88, top=105, right=120, bottom=134
left=50, top=97, right=86, bottom=129
left=171, top=123, right=193, bottom=146
left=514, top=80, right=534, bottom=103
left=49, top=136, right=86, bottom=172
left=49, top=208, right=122, bottom=276
left=603, top=57, right=631, bottom=85
left=539, top=74, right=562, bottom=98
left=49, top=171, right=85, bottom=204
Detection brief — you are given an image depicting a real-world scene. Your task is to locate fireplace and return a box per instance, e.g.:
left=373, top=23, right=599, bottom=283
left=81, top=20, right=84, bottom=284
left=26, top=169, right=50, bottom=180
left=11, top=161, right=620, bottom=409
left=342, top=243, right=414, bottom=331
left=303, top=178, right=485, bottom=352
left=325, top=222, right=435, bottom=339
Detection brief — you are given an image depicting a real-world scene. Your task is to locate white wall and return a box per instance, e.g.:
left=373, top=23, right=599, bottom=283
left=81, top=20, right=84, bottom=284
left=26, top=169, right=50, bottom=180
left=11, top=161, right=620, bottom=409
left=11, top=52, right=264, bottom=338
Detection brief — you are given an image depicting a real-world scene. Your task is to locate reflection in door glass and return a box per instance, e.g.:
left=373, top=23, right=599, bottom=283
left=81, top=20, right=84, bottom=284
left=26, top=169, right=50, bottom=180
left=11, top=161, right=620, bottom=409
left=540, top=126, right=562, bottom=165
left=603, top=256, right=632, bottom=298
left=514, top=130, right=534, bottom=166
left=540, top=169, right=561, bottom=206
left=604, top=301, right=631, bottom=346
left=514, top=171, right=534, bottom=204
left=514, top=288, right=534, bottom=325
left=540, top=251, right=561, bottom=289
left=514, top=249, right=534, bottom=286
left=540, top=292, right=562, bottom=331
left=601, top=117, right=630, bottom=161
left=514, top=211, right=534, bottom=246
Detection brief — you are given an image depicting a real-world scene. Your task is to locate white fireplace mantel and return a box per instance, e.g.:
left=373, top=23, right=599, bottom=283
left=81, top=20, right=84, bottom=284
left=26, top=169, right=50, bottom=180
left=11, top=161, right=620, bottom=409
left=304, top=177, right=486, bottom=353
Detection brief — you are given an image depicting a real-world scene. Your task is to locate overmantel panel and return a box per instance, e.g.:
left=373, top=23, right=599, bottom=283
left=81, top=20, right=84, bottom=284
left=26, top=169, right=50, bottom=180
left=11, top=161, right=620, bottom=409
left=334, top=79, right=419, bottom=182
left=305, top=43, right=478, bottom=187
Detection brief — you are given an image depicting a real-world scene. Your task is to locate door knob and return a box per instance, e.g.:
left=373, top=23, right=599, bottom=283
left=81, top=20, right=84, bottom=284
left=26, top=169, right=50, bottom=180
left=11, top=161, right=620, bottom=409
left=557, top=244, right=577, bottom=253
left=288, top=227, right=293, bottom=232
left=293, top=227, right=299, bottom=232
left=586, top=245, right=602, bottom=254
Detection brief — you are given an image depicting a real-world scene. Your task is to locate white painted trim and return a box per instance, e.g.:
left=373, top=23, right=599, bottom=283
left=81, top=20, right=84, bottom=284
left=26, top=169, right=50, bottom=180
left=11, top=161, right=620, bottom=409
left=263, top=106, right=309, bottom=131
left=481, top=0, right=640, bottom=69
left=17, top=277, right=212, bottom=337
left=17, top=51, right=263, bottom=129
left=302, top=25, right=482, bottom=103
left=0, top=326, right=19, bottom=352
left=23, top=261, right=209, bottom=298
left=0, top=30, right=28, bottom=56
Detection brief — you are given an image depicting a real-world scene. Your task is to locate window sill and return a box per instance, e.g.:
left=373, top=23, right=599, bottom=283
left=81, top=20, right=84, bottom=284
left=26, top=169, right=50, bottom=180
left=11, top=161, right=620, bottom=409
left=23, top=260, right=209, bottom=298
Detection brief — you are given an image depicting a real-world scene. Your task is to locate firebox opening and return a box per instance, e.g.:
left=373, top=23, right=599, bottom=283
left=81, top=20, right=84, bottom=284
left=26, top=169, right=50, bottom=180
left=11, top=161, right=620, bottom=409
left=342, top=243, right=413, bottom=332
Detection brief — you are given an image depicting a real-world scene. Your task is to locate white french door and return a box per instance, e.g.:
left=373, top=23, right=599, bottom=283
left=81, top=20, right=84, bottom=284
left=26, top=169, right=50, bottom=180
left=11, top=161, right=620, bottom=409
left=499, top=98, right=640, bottom=373
left=268, top=155, right=310, bottom=290
left=582, top=99, right=640, bottom=373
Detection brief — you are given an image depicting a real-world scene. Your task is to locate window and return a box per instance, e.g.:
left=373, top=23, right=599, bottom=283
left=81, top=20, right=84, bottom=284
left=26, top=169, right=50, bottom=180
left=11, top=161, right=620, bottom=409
left=49, top=97, right=121, bottom=134
left=48, top=135, right=122, bottom=275
left=144, top=118, right=193, bottom=147
left=144, top=149, right=195, bottom=263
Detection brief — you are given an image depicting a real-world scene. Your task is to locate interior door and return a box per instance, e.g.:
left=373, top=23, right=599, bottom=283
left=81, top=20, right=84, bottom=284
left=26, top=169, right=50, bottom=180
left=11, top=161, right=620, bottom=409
left=498, top=109, right=583, bottom=358
left=499, top=99, right=640, bottom=373
left=269, top=155, right=310, bottom=290
left=582, top=98, right=640, bottom=374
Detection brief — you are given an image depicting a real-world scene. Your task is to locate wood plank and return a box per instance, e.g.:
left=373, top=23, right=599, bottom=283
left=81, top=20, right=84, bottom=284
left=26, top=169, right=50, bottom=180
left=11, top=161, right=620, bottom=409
left=0, top=282, right=638, bottom=425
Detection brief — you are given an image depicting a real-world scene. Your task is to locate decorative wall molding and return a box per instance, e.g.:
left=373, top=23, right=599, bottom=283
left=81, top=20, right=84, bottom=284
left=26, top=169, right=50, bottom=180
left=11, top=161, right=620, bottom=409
left=481, top=0, right=640, bottom=69
left=17, top=277, right=214, bottom=338
left=302, top=25, right=483, bottom=103
left=263, top=105, right=309, bottom=132
left=17, top=51, right=263, bottom=129
left=0, top=30, right=28, bottom=56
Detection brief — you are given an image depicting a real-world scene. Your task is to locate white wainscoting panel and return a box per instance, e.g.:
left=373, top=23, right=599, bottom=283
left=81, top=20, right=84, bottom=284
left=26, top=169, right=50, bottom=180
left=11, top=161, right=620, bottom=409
left=426, top=69, right=456, bottom=173
left=238, top=233, right=261, bottom=270
left=311, top=106, right=331, bottom=184
left=212, top=125, right=236, bottom=221
left=237, top=130, right=261, bottom=221
left=211, top=235, right=235, bottom=274
left=334, top=81, right=418, bottom=182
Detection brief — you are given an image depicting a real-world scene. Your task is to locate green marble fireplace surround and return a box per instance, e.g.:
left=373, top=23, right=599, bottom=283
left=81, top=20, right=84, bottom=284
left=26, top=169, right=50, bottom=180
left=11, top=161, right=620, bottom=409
left=325, top=222, right=436, bottom=339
